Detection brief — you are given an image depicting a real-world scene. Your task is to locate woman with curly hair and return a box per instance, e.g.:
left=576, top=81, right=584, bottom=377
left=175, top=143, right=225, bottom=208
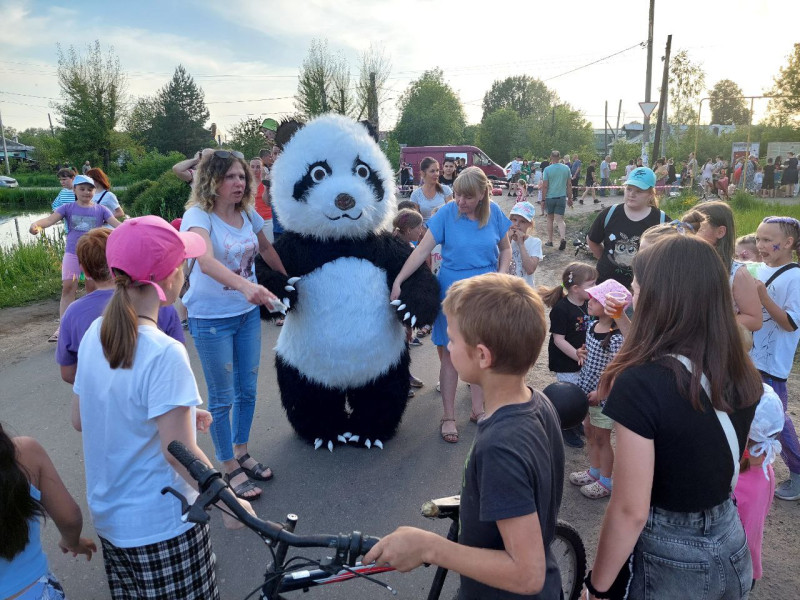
left=181, top=149, right=286, bottom=500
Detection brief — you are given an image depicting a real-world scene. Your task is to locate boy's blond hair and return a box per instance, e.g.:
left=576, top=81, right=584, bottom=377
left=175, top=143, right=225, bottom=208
left=443, top=273, right=546, bottom=375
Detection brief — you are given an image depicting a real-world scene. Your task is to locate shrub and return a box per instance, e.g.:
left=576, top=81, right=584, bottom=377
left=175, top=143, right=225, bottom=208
left=0, top=235, right=66, bottom=307
left=127, top=150, right=186, bottom=182
left=131, top=171, right=191, bottom=221
left=118, top=179, right=154, bottom=208
left=0, top=187, right=60, bottom=208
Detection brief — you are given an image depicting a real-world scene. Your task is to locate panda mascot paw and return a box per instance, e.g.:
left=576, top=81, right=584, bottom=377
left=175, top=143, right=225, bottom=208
left=256, top=114, right=440, bottom=450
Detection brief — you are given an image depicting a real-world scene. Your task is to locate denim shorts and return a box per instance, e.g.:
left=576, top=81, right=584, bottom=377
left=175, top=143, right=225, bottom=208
left=629, top=498, right=752, bottom=599
left=545, top=195, right=567, bottom=216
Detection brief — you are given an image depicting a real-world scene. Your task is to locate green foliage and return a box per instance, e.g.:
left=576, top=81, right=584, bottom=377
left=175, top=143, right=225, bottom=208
left=148, top=66, right=211, bottom=156
left=462, top=124, right=479, bottom=146
left=228, top=117, right=267, bottom=159
left=394, top=69, right=466, bottom=146
left=766, top=43, right=800, bottom=126
left=118, top=179, right=154, bottom=207
left=0, top=236, right=65, bottom=307
left=709, top=79, right=750, bottom=125
left=476, top=109, right=523, bottom=165
left=17, top=128, right=66, bottom=171
left=669, top=49, right=706, bottom=124
left=130, top=171, right=190, bottom=221
left=383, top=134, right=401, bottom=170
left=0, top=187, right=59, bottom=207
left=55, top=41, right=125, bottom=170
left=611, top=140, right=646, bottom=166
left=481, top=76, right=556, bottom=121
left=127, top=150, right=185, bottom=182
left=522, top=105, right=595, bottom=161
left=295, top=39, right=345, bottom=119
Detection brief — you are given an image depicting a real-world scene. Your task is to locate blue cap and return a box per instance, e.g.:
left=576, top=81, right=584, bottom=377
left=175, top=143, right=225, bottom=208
left=624, top=167, right=656, bottom=190
left=72, top=174, right=95, bottom=187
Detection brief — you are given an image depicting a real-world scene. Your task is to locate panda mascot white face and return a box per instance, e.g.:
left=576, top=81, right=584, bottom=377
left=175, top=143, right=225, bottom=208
left=271, top=114, right=396, bottom=240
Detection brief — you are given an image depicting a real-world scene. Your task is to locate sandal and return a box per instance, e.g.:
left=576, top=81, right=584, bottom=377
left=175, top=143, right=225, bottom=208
left=469, top=411, right=485, bottom=424
left=236, top=453, right=273, bottom=481
left=48, top=328, right=59, bottom=343
left=569, top=469, right=598, bottom=486
left=409, top=375, right=424, bottom=388
left=224, top=468, right=262, bottom=500
left=440, top=418, right=458, bottom=443
left=580, top=480, right=611, bottom=499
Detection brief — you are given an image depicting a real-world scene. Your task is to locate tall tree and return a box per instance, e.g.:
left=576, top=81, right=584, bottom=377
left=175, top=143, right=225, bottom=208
left=55, top=41, right=126, bottom=169
left=228, top=117, right=267, bottom=159
left=668, top=49, right=706, bottom=124
left=125, top=95, right=159, bottom=145
left=356, top=43, right=392, bottom=125
left=766, top=43, right=800, bottom=126
left=709, top=79, right=750, bottom=124
left=328, top=52, right=356, bottom=117
left=149, top=66, right=211, bottom=156
left=295, top=39, right=335, bottom=119
left=476, top=109, right=522, bottom=164
left=394, top=69, right=465, bottom=146
left=481, top=75, right=556, bottom=121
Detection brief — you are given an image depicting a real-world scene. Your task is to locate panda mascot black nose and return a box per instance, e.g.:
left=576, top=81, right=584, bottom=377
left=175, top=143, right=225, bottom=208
left=335, top=193, right=356, bottom=211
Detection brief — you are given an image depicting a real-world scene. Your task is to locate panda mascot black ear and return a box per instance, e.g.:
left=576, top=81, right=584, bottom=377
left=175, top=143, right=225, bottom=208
left=275, top=119, right=305, bottom=150
left=359, top=120, right=379, bottom=143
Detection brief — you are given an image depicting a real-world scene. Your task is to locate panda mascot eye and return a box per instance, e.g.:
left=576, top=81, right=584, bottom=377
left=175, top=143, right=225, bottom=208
left=311, top=166, right=328, bottom=182
left=355, top=163, right=371, bottom=179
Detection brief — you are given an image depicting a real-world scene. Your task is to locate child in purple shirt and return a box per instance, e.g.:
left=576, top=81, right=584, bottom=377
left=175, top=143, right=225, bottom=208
left=31, top=175, right=120, bottom=342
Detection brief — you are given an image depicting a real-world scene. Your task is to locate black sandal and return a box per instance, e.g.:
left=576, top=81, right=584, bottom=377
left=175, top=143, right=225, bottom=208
left=224, top=467, right=262, bottom=500
left=236, top=453, right=274, bottom=481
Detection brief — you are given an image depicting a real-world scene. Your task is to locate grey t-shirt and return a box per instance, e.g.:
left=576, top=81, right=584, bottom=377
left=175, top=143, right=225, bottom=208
left=458, top=390, right=565, bottom=600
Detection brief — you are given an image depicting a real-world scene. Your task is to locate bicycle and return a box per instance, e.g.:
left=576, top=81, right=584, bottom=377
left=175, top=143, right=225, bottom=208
left=163, top=441, right=587, bottom=600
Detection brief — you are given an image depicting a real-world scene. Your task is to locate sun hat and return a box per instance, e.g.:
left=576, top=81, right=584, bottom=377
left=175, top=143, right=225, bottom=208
left=510, top=201, right=536, bottom=223
left=748, top=384, right=785, bottom=480
left=624, top=167, right=656, bottom=190
left=585, top=279, right=631, bottom=310
left=106, top=215, right=205, bottom=301
left=72, top=174, right=95, bottom=187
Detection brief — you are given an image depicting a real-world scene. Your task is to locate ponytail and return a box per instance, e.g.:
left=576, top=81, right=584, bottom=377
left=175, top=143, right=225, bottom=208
left=100, top=270, right=139, bottom=369
left=537, top=262, right=598, bottom=309
left=537, top=283, right=566, bottom=308
left=0, top=423, right=44, bottom=560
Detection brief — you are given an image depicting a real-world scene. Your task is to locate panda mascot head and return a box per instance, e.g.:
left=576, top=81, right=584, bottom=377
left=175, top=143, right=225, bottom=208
left=271, top=114, right=396, bottom=241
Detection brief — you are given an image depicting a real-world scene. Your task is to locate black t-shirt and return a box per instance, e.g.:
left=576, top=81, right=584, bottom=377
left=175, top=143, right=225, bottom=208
left=602, top=361, right=756, bottom=513
left=587, top=204, right=668, bottom=288
left=547, top=297, right=591, bottom=373
left=439, top=175, right=456, bottom=187
left=459, top=391, right=564, bottom=600
left=585, top=165, right=596, bottom=184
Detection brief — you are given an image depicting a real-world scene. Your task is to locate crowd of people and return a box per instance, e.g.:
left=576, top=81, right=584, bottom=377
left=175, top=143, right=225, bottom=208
left=2, top=123, right=799, bottom=600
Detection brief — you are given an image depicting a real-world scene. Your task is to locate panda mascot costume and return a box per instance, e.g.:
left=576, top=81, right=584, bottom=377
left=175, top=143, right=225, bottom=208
left=256, top=114, right=439, bottom=451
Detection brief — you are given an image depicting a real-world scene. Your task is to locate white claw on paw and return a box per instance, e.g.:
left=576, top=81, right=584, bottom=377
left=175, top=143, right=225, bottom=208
left=390, top=299, right=401, bottom=306
left=349, top=435, right=360, bottom=443
left=365, top=439, right=372, bottom=449
left=284, top=285, right=295, bottom=292
left=337, top=435, right=347, bottom=443
left=410, top=316, right=417, bottom=328
left=374, top=440, right=384, bottom=449
left=287, top=277, right=301, bottom=285
left=396, top=303, right=406, bottom=312
left=343, top=432, right=352, bottom=439
left=314, top=438, right=323, bottom=450
left=283, top=298, right=291, bottom=309
left=327, top=440, right=334, bottom=452
left=403, top=312, right=411, bottom=321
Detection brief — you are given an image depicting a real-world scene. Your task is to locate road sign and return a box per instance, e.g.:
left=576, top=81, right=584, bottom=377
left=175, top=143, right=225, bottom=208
left=639, top=102, right=658, bottom=118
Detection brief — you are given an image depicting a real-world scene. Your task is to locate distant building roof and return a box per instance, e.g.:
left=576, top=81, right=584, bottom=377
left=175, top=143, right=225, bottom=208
left=1, top=137, right=35, bottom=152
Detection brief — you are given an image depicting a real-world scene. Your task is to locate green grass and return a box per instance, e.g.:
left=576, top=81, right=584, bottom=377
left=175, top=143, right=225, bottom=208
left=0, top=235, right=65, bottom=308
left=0, top=187, right=59, bottom=209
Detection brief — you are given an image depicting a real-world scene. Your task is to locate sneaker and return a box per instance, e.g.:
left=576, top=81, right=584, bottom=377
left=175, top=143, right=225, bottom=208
left=436, top=382, right=440, bottom=393
left=409, top=375, right=424, bottom=388
left=593, top=199, right=601, bottom=204
left=569, top=470, right=598, bottom=486
left=580, top=480, right=611, bottom=499
left=579, top=199, right=584, bottom=205
left=545, top=241, right=554, bottom=247
left=408, top=389, right=415, bottom=398
left=774, top=475, right=800, bottom=501
left=181, top=319, right=189, bottom=330
left=562, top=428, right=584, bottom=448
left=559, top=239, right=567, bottom=251
left=410, top=337, right=423, bottom=347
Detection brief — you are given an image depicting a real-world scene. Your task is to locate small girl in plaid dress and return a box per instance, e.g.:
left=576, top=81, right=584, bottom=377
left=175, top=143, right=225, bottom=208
left=569, top=279, right=628, bottom=499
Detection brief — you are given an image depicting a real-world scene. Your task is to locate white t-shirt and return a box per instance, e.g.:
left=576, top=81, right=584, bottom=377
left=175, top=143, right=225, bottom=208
left=181, top=206, right=265, bottom=319
left=74, top=320, right=201, bottom=548
left=509, top=236, right=543, bottom=287
left=92, top=190, right=120, bottom=212
left=410, top=185, right=452, bottom=223
left=750, top=264, right=800, bottom=379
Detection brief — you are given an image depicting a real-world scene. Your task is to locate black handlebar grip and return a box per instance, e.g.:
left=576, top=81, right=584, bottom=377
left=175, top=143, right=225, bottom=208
left=360, top=535, right=381, bottom=554
left=167, top=440, right=212, bottom=483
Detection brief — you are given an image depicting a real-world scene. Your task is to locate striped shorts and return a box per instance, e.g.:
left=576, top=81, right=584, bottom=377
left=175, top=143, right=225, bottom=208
left=100, top=524, right=219, bottom=600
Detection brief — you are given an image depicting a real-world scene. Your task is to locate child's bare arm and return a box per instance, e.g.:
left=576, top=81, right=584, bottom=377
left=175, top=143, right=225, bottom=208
left=756, top=281, right=796, bottom=332
left=553, top=334, right=582, bottom=364
left=30, top=212, right=64, bottom=234
left=364, top=513, right=546, bottom=595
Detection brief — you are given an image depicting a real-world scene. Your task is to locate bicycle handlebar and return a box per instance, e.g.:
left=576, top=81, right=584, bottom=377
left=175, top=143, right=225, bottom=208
left=164, top=441, right=380, bottom=565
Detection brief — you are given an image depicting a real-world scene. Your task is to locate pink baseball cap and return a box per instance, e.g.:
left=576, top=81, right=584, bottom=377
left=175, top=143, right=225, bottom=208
left=106, top=215, right=205, bottom=301
left=585, top=279, right=632, bottom=310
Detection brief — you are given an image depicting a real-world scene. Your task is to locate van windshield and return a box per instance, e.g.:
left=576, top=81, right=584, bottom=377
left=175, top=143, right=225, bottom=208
left=473, top=152, right=490, bottom=166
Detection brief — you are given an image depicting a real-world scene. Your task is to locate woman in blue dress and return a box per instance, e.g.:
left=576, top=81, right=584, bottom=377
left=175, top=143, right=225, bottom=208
left=392, top=167, right=511, bottom=443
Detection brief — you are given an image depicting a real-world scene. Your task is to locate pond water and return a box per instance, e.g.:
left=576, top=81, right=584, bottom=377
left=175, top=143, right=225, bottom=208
left=0, top=209, right=63, bottom=250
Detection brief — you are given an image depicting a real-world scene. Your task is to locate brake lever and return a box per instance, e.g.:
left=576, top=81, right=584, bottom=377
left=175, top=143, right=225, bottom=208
left=161, top=486, right=190, bottom=515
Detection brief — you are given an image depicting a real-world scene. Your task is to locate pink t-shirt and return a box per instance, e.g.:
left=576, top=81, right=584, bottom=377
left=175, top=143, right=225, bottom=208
left=734, top=463, right=775, bottom=580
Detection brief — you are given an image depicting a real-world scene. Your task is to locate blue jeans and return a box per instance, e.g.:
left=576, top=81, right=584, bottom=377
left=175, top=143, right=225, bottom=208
left=189, top=308, right=261, bottom=462
left=600, top=177, right=610, bottom=196
left=629, top=498, right=752, bottom=599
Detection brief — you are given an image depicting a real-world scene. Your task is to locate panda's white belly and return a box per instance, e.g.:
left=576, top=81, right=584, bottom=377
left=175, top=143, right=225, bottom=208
left=275, top=256, right=406, bottom=388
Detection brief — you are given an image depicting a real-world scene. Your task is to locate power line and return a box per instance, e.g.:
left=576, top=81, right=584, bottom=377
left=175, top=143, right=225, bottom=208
left=543, top=42, right=646, bottom=82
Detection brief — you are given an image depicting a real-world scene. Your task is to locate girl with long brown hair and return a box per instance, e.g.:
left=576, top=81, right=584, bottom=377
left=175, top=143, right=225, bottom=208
left=585, top=235, right=762, bottom=599
left=410, top=157, right=453, bottom=223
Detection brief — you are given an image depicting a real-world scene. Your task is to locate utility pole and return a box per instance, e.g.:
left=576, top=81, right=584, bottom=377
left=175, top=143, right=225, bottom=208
left=616, top=100, right=622, bottom=142
left=604, top=101, right=608, bottom=155
left=653, top=34, right=672, bottom=161
left=368, top=71, right=379, bottom=132
left=48, top=113, right=56, bottom=137
left=642, top=0, right=655, bottom=166
left=0, top=109, right=9, bottom=176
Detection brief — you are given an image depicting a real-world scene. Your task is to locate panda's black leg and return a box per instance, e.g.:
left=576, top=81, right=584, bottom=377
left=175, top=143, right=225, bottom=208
left=276, top=356, right=349, bottom=449
left=345, top=350, right=411, bottom=448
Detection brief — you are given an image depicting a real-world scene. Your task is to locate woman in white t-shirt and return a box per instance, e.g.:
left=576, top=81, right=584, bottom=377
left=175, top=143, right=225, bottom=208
left=410, top=157, right=453, bottom=223
left=86, top=167, right=125, bottom=220
left=72, top=216, right=253, bottom=599
left=181, top=150, right=286, bottom=501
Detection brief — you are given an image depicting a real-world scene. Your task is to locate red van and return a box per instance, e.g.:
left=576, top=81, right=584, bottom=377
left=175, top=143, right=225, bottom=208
left=400, top=145, right=507, bottom=184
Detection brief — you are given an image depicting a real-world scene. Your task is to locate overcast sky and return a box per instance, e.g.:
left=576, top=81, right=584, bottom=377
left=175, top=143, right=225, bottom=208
left=2, top=0, right=795, bottom=141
